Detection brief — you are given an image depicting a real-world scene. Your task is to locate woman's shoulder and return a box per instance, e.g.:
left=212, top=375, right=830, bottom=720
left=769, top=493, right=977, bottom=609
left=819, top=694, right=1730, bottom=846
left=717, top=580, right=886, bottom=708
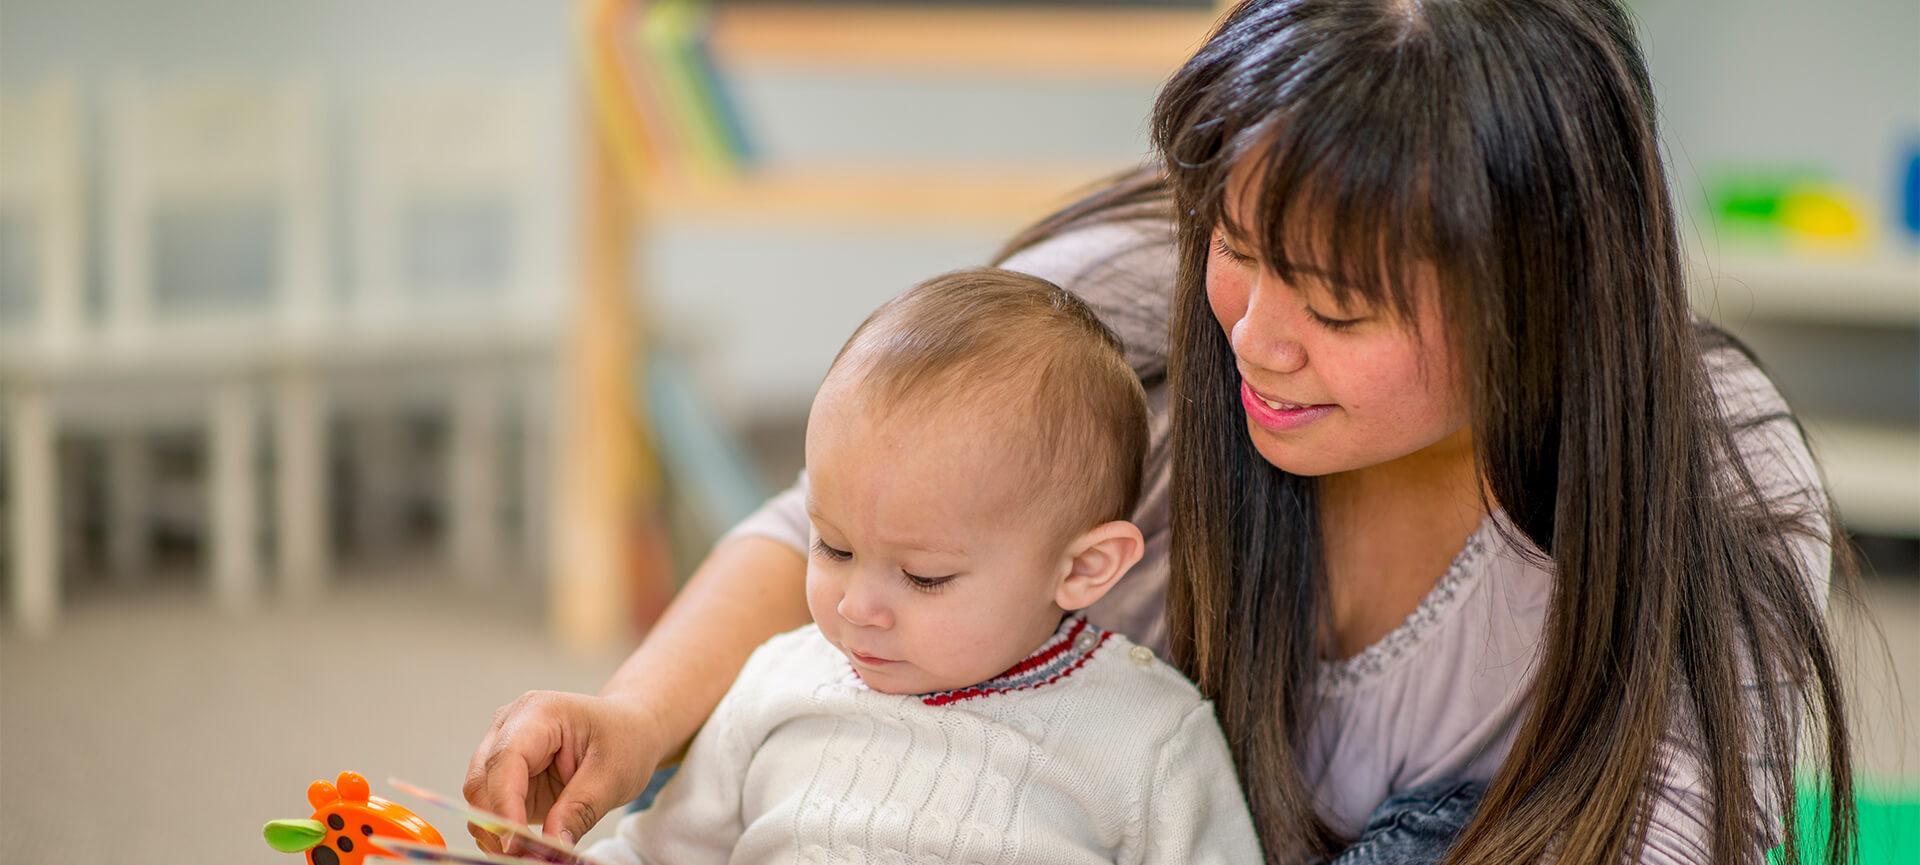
left=1694, top=331, right=1834, bottom=606
left=999, top=217, right=1176, bottom=382
left=1695, top=334, right=1826, bottom=524
left=1698, top=332, right=1797, bottom=423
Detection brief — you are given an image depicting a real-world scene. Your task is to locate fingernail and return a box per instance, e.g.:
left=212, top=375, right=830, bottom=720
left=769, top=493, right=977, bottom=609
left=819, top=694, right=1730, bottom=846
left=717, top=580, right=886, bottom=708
left=559, top=829, right=576, bottom=846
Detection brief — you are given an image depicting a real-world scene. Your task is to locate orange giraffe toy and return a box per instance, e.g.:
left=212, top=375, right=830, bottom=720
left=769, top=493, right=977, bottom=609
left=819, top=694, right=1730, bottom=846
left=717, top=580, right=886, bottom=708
left=264, top=771, right=446, bottom=865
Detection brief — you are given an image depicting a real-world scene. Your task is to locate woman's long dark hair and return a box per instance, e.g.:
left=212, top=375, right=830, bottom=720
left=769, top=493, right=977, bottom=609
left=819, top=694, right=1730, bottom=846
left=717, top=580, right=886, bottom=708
left=1145, top=1, right=1854, bottom=863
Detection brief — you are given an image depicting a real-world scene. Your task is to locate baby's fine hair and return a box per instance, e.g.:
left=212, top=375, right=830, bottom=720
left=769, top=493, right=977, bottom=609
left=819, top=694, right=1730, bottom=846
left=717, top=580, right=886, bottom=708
left=827, top=267, right=1150, bottom=532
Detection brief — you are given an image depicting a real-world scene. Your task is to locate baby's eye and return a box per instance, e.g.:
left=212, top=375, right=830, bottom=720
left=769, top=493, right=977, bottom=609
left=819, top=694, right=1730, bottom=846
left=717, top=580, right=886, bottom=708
left=812, top=539, right=852, bottom=561
left=900, top=571, right=956, bottom=593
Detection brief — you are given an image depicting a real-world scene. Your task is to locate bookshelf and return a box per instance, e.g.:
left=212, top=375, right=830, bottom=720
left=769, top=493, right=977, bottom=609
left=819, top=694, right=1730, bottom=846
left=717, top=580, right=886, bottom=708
left=1689, top=250, right=1920, bottom=539
left=560, top=1, right=1224, bottom=647
left=710, top=4, right=1219, bottom=77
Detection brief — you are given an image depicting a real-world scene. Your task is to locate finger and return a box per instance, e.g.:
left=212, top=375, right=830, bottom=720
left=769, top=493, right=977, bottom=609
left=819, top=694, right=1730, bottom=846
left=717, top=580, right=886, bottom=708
left=543, top=747, right=643, bottom=846
left=463, top=704, right=521, bottom=855
left=479, top=701, right=562, bottom=825
left=464, top=698, right=522, bottom=806
left=483, top=716, right=561, bottom=857
left=468, top=820, right=504, bottom=855
left=463, top=726, right=500, bottom=806
left=482, top=746, right=534, bottom=826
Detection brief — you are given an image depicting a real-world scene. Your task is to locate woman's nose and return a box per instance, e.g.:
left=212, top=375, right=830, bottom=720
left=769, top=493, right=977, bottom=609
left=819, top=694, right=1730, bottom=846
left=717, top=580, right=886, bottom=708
left=1232, top=282, right=1309, bottom=374
left=836, top=576, right=892, bottom=630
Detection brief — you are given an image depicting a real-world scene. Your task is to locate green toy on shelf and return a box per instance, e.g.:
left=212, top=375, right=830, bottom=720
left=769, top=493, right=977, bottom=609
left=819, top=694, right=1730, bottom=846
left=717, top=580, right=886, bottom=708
left=1706, top=171, right=1872, bottom=251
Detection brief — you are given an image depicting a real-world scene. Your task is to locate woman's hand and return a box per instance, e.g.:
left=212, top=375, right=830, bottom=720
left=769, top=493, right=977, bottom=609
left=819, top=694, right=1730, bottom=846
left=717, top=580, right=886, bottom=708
left=462, top=690, right=664, bottom=854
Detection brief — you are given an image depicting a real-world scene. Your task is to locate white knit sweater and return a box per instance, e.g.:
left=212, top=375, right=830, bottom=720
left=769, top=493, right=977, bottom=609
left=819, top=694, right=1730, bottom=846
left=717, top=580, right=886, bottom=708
left=585, top=617, right=1262, bottom=865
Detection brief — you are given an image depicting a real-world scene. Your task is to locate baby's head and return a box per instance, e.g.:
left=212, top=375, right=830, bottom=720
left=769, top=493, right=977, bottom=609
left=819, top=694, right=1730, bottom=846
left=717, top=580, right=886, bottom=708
left=804, top=267, right=1150, bottom=695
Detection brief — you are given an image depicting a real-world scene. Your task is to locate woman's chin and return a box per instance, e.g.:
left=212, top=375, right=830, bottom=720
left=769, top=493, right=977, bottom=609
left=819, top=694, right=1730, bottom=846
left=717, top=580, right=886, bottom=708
left=1246, top=424, right=1345, bottom=477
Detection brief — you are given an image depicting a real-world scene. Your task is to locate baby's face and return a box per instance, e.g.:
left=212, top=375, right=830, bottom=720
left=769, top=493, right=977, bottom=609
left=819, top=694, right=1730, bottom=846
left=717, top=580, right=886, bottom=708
left=803, top=384, right=1074, bottom=696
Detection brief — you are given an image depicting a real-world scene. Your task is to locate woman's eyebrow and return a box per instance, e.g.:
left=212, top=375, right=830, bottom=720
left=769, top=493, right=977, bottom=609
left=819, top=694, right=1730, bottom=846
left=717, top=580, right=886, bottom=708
left=1216, top=225, right=1341, bottom=283
left=1217, top=220, right=1256, bottom=248
left=1285, top=262, right=1341, bottom=283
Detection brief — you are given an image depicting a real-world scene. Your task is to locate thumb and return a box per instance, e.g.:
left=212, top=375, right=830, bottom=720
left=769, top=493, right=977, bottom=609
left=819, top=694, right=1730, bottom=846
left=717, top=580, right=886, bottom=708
left=543, top=761, right=634, bottom=846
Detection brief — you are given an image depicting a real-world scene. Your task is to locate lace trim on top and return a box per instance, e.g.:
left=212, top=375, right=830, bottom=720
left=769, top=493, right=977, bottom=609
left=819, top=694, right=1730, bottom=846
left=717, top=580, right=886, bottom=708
left=1316, top=516, right=1499, bottom=695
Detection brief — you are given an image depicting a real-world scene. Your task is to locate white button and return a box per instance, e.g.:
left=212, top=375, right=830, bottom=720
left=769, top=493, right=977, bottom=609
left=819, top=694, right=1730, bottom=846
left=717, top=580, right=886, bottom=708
left=1074, top=631, right=1099, bottom=651
left=1129, top=645, right=1154, bottom=667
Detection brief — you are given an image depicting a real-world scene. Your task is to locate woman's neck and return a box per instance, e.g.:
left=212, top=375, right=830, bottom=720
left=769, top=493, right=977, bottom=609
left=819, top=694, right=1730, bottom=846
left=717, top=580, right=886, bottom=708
left=1315, top=425, right=1489, bottom=661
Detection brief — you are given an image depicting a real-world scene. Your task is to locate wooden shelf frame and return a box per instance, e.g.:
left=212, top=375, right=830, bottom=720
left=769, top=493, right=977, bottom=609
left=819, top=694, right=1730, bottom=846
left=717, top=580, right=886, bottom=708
left=710, top=3, right=1224, bottom=77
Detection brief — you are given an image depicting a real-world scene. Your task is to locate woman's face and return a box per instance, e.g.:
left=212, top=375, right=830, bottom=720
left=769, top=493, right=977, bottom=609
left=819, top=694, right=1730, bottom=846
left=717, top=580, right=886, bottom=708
left=1204, top=207, right=1471, bottom=477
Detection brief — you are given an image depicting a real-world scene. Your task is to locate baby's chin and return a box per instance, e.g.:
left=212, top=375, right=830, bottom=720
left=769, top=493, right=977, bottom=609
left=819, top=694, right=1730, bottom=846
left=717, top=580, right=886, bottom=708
left=849, top=665, right=922, bottom=695
left=848, top=662, right=970, bottom=697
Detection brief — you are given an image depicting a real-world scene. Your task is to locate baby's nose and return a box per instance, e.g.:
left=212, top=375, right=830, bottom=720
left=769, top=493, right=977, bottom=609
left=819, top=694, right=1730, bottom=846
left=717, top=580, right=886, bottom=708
left=836, top=581, right=892, bottom=630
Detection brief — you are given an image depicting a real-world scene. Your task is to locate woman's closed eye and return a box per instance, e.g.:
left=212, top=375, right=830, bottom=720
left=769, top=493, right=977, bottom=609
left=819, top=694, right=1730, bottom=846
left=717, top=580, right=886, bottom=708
left=1212, top=235, right=1257, bottom=266
left=1307, top=307, right=1368, bottom=332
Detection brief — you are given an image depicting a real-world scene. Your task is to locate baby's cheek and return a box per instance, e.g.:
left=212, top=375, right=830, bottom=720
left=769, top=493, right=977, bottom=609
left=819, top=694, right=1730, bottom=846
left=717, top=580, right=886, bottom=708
left=917, top=614, right=997, bottom=673
left=802, top=568, right=837, bottom=625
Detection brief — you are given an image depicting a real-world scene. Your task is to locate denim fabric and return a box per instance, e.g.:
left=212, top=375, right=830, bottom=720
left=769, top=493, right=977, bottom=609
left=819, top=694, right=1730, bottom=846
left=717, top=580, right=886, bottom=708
left=630, top=764, right=678, bottom=812
left=1328, top=779, right=1488, bottom=865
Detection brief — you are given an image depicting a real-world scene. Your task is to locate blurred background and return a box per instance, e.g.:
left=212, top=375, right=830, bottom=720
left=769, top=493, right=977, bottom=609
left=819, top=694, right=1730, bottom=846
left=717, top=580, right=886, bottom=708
left=0, top=0, right=1914, bottom=862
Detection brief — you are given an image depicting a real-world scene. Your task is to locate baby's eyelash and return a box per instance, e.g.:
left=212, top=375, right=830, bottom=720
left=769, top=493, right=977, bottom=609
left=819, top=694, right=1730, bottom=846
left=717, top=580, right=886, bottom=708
left=812, top=539, right=852, bottom=561
left=900, top=571, right=955, bottom=593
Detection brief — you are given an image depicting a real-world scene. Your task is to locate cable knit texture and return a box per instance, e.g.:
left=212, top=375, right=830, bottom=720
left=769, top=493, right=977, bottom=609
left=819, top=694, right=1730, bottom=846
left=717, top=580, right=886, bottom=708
left=586, top=617, right=1262, bottom=865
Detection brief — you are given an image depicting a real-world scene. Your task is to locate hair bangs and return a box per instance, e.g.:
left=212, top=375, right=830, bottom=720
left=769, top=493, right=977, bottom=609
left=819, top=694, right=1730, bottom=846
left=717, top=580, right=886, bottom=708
left=1158, top=1, right=1477, bottom=329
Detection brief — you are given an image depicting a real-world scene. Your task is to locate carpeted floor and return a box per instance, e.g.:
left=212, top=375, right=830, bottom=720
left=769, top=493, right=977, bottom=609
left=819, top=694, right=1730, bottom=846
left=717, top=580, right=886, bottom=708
left=0, top=573, right=629, bottom=865
left=2, top=572, right=1914, bottom=864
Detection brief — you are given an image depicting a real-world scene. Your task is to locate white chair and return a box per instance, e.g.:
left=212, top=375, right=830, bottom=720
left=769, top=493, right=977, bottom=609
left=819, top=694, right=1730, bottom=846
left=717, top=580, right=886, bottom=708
left=348, top=77, right=566, bottom=580
left=1, top=80, right=84, bottom=635
left=349, top=76, right=560, bottom=325
left=102, top=76, right=332, bottom=608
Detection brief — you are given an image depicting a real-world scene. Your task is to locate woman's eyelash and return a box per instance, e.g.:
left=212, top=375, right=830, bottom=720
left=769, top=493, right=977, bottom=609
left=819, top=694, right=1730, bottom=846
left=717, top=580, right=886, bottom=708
left=1212, top=236, right=1255, bottom=264
left=812, top=539, right=852, bottom=561
left=1214, top=234, right=1364, bottom=331
left=900, top=571, right=956, bottom=593
left=1308, top=309, right=1364, bottom=332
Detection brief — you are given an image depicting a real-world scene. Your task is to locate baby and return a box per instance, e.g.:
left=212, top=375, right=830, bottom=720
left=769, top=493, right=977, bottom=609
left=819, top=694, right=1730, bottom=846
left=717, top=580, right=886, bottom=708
left=586, top=268, right=1262, bottom=864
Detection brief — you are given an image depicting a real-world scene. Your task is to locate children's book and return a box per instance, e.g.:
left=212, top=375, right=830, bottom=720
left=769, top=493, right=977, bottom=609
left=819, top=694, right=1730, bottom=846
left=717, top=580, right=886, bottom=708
left=383, top=778, right=613, bottom=865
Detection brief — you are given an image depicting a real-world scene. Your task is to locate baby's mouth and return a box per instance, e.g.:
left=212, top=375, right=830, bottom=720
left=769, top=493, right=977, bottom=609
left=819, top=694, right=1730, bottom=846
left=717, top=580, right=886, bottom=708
left=848, top=648, right=899, bottom=666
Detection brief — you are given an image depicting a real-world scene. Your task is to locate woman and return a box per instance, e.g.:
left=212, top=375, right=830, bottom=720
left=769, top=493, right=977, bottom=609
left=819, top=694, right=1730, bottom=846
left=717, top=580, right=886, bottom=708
left=467, top=1, right=1854, bottom=862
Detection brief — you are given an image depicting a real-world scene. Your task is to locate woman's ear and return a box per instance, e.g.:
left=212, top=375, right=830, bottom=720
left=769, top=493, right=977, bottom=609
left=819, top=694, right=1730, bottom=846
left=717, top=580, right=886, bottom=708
left=1055, top=520, right=1147, bottom=612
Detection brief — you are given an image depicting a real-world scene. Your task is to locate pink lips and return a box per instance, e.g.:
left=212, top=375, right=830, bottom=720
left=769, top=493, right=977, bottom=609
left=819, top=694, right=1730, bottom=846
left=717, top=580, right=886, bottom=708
left=848, top=649, right=898, bottom=666
left=1239, top=381, right=1335, bottom=431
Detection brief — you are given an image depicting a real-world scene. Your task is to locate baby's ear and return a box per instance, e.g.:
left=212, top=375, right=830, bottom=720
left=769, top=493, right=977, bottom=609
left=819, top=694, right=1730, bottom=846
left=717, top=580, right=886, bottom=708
left=1055, top=520, right=1146, bottom=612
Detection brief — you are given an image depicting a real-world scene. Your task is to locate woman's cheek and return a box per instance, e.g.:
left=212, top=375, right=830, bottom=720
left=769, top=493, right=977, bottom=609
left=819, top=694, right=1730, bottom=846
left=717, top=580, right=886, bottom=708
left=1346, top=344, right=1458, bottom=439
left=1204, top=266, right=1249, bottom=334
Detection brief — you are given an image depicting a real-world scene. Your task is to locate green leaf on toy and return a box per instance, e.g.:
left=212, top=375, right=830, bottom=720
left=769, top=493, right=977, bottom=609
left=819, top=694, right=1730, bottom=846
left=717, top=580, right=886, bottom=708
left=264, top=818, right=327, bottom=853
